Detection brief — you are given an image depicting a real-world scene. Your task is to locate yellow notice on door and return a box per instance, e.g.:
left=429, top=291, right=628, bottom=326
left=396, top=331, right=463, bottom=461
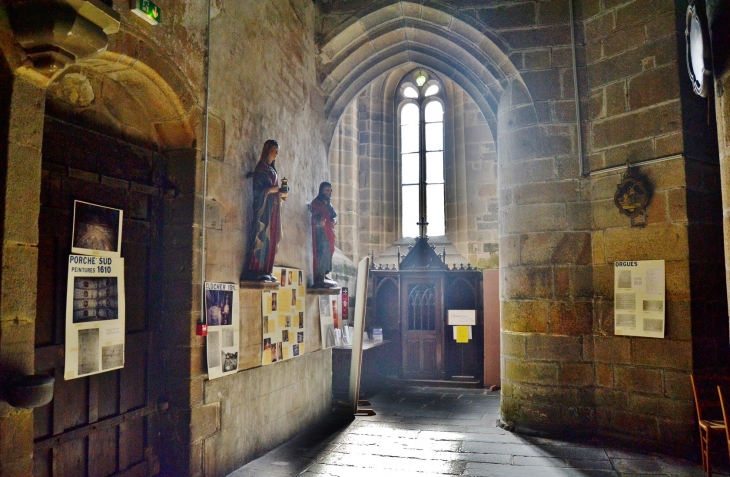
left=455, top=325, right=470, bottom=343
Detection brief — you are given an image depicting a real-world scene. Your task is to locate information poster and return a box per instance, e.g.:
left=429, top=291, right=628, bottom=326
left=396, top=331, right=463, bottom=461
left=64, top=255, right=126, bottom=380
left=614, top=260, right=665, bottom=338
left=206, top=282, right=240, bottom=379
left=319, top=294, right=341, bottom=348
left=262, top=267, right=306, bottom=365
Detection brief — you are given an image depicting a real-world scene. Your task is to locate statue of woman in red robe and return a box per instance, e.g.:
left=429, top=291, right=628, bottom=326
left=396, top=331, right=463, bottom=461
left=309, top=182, right=337, bottom=288
left=242, top=140, right=284, bottom=282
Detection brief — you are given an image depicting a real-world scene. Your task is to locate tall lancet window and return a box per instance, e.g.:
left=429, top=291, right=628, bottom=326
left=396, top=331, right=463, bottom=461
left=398, top=70, right=445, bottom=238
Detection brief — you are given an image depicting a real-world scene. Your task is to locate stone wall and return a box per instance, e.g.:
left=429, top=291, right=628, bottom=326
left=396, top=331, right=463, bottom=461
left=196, top=1, right=334, bottom=475
left=203, top=348, right=331, bottom=477
left=582, top=0, right=725, bottom=453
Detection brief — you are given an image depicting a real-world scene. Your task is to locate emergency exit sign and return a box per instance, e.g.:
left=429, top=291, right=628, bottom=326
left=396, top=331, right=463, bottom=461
left=132, top=0, right=161, bottom=25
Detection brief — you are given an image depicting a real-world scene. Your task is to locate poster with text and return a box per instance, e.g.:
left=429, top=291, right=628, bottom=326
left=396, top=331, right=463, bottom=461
left=206, top=282, right=240, bottom=379
left=71, top=200, right=123, bottom=258
left=262, top=267, right=306, bottom=365
left=64, top=255, right=125, bottom=380
left=614, top=260, right=665, bottom=338
left=319, top=295, right=334, bottom=348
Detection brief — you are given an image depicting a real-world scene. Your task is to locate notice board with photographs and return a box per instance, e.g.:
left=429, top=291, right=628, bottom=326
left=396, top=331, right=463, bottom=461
left=64, top=201, right=126, bottom=380
left=206, top=282, right=240, bottom=379
left=262, top=267, right=306, bottom=365
left=614, top=260, right=665, bottom=338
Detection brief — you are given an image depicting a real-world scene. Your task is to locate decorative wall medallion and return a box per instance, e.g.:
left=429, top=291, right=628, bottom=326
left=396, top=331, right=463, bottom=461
left=614, top=168, right=651, bottom=227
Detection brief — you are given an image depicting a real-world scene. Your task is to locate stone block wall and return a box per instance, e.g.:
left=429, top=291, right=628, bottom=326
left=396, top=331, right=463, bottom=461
left=581, top=0, right=725, bottom=453
left=590, top=160, right=696, bottom=453
left=494, top=0, right=595, bottom=435
left=202, top=349, right=331, bottom=477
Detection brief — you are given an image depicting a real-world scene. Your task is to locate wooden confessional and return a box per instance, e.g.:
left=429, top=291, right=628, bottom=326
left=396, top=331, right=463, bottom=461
left=368, top=237, right=483, bottom=384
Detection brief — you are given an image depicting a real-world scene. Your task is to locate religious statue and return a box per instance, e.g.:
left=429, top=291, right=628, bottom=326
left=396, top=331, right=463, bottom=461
left=309, top=182, right=338, bottom=288
left=242, top=140, right=287, bottom=282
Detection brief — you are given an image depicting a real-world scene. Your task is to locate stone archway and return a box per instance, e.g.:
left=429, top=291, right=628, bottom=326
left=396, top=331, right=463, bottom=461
left=318, top=0, right=594, bottom=439
left=35, top=47, right=201, bottom=477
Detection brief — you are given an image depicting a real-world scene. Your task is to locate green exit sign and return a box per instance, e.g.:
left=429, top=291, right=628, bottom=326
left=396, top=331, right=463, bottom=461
left=132, top=0, right=161, bottom=25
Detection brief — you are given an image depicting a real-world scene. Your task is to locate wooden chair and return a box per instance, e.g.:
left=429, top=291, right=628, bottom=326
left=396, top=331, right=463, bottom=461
left=718, top=385, right=730, bottom=471
left=691, top=374, right=730, bottom=477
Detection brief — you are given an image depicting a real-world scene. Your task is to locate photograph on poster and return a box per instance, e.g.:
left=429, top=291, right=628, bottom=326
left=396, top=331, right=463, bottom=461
left=616, top=314, right=636, bottom=328
left=207, top=330, right=221, bottom=368
left=261, top=267, right=306, bottom=365
left=617, top=270, right=632, bottom=289
left=644, top=318, right=663, bottom=332
left=643, top=300, right=663, bottom=312
left=102, top=343, right=124, bottom=370
left=72, top=201, right=123, bottom=257
left=78, top=328, right=100, bottom=375
left=73, top=277, right=119, bottom=323
left=222, top=351, right=238, bottom=372
left=206, top=288, right=232, bottom=326
left=223, top=328, right=234, bottom=348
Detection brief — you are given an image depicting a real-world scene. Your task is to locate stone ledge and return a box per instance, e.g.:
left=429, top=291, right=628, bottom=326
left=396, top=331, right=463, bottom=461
left=307, top=287, right=342, bottom=295
left=239, top=280, right=279, bottom=290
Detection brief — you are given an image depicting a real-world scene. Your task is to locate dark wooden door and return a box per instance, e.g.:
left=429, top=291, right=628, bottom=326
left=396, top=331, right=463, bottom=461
left=400, top=277, right=444, bottom=380
left=33, top=117, right=165, bottom=477
left=444, top=274, right=483, bottom=381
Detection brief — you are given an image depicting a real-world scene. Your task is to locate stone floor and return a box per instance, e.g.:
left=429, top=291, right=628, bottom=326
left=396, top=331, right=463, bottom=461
left=228, top=387, right=730, bottom=477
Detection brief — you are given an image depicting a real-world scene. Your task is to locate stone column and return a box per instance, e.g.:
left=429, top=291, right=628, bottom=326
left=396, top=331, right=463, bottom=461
left=0, top=70, right=46, bottom=476
left=498, top=76, right=594, bottom=433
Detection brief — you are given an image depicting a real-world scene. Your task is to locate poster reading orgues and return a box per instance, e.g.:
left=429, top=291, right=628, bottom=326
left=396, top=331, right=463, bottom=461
left=262, top=267, right=305, bottom=365
left=614, top=260, right=666, bottom=338
left=64, top=254, right=126, bottom=380
left=205, top=282, right=240, bottom=379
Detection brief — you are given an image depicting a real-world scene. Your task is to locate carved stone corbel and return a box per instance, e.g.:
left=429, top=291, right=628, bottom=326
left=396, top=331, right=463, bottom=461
left=5, top=0, right=120, bottom=76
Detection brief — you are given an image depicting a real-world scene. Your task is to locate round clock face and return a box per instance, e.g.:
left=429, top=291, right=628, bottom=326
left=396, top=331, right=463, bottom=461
left=686, top=5, right=708, bottom=97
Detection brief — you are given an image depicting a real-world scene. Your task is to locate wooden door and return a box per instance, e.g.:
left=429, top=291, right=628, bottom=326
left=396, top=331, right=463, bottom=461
left=444, top=274, right=482, bottom=381
left=400, top=277, right=444, bottom=380
left=33, top=117, right=164, bottom=477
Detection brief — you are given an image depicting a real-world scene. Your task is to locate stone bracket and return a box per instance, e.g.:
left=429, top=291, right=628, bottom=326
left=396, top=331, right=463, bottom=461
left=7, top=0, right=120, bottom=76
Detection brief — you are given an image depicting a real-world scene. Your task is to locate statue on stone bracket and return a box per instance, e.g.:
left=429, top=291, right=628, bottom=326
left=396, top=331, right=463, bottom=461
left=242, top=140, right=288, bottom=282
left=309, top=182, right=337, bottom=288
